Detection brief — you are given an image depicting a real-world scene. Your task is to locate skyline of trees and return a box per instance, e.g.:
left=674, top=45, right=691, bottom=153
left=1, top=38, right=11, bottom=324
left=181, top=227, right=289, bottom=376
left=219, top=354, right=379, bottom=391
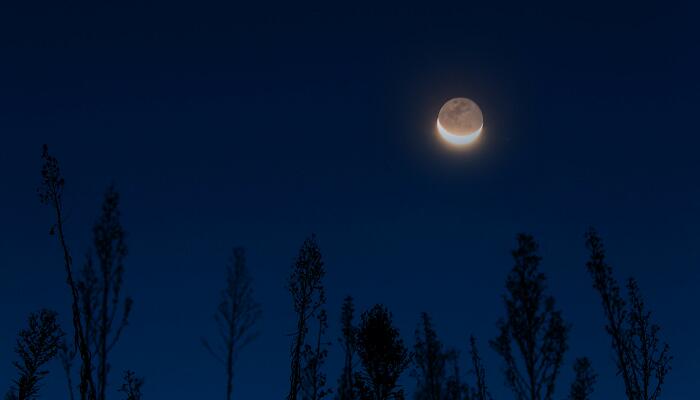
left=3, top=147, right=675, bottom=400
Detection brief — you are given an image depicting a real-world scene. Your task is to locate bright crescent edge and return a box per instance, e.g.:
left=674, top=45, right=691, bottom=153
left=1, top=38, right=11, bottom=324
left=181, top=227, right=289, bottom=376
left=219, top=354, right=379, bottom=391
left=436, top=118, right=482, bottom=145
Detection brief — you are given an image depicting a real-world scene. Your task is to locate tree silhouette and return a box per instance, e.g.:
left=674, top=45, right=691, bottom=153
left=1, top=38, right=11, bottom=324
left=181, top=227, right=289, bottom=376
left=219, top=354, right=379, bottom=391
left=287, top=235, right=327, bottom=400
left=301, top=309, right=331, bottom=400
left=568, top=358, right=595, bottom=400
left=412, top=312, right=449, bottom=400
left=584, top=229, right=671, bottom=400
left=117, top=371, right=143, bottom=400
left=60, top=254, right=97, bottom=400
left=443, top=351, right=467, bottom=400
left=355, top=304, right=411, bottom=400
left=59, top=186, right=133, bottom=400
left=91, top=186, right=132, bottom=400
left=58, top=341, right=76, bottom=400
left=336, top=296, right=357, bottom=400
left=38, top=145, right=97, bottom=400
left=490, top=233, right=569, bottom=400
left=202, top=247, right=262, bottom=400
left=466, top=336, right=492, bottom=400
left=6, top=310, right=65, bottom=400
left=411, top=320, right=490, bottom=400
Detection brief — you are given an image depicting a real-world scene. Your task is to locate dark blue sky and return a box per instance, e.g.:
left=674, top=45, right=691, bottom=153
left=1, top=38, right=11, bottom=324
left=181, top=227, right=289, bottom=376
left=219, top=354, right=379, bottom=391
left=1, top=1, right=699, bottom=399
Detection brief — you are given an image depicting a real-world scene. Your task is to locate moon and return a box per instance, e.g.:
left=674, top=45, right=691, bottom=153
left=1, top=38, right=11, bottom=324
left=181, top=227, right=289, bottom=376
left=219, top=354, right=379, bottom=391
left=436, top=98, right=483, bottom=146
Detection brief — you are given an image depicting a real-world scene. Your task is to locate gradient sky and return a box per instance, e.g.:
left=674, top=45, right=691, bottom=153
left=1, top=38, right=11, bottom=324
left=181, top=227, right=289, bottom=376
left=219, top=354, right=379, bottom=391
left=1, top=2, right=699, bottom=399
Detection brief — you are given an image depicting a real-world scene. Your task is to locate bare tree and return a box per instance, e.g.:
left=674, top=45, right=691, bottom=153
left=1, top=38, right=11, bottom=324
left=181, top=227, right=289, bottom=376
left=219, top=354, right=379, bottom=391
left=6, top=310, right=65, bottom=400
left=584, top=228, right=671, bottom=400
left=287, top=235, right=327, bottom=400
left=355, top=304, right=411, bottom=400
left=202, top=247, right=262, bottom=400
left=38, top=145, right=97, bottom=400
left=336, top=296, right=357, bottom=400
left=490, top=233, right=569, bottom=400
left=568, top=358, right=595, bottom=400
left=301, top=309, right=331, bottom=400
left=118, top=371, right=143, bottom=400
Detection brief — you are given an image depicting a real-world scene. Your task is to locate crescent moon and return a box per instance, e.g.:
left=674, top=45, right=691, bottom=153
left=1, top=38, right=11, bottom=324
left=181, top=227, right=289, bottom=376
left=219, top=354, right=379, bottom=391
left=436, top=118, right=483, bottom=145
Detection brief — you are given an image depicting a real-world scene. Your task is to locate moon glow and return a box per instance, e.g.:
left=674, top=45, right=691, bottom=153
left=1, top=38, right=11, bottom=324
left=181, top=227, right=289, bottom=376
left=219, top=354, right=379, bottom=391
left=436, top=98, right=483, bottom=146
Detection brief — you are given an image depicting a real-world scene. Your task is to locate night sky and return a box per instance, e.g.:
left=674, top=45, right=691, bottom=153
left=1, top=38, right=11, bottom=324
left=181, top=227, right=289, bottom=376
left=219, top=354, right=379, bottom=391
left=1, top=2, right=699, bottom=399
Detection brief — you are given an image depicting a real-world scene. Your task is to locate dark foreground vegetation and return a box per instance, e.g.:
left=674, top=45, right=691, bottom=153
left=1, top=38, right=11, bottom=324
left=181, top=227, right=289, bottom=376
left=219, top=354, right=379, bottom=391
left=5, top=146, right=671, bottom=400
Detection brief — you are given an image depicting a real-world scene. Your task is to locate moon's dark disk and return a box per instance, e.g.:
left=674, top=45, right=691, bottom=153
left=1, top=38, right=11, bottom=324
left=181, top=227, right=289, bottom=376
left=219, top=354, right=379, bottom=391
left=437, top=98, right=483, bottom=145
